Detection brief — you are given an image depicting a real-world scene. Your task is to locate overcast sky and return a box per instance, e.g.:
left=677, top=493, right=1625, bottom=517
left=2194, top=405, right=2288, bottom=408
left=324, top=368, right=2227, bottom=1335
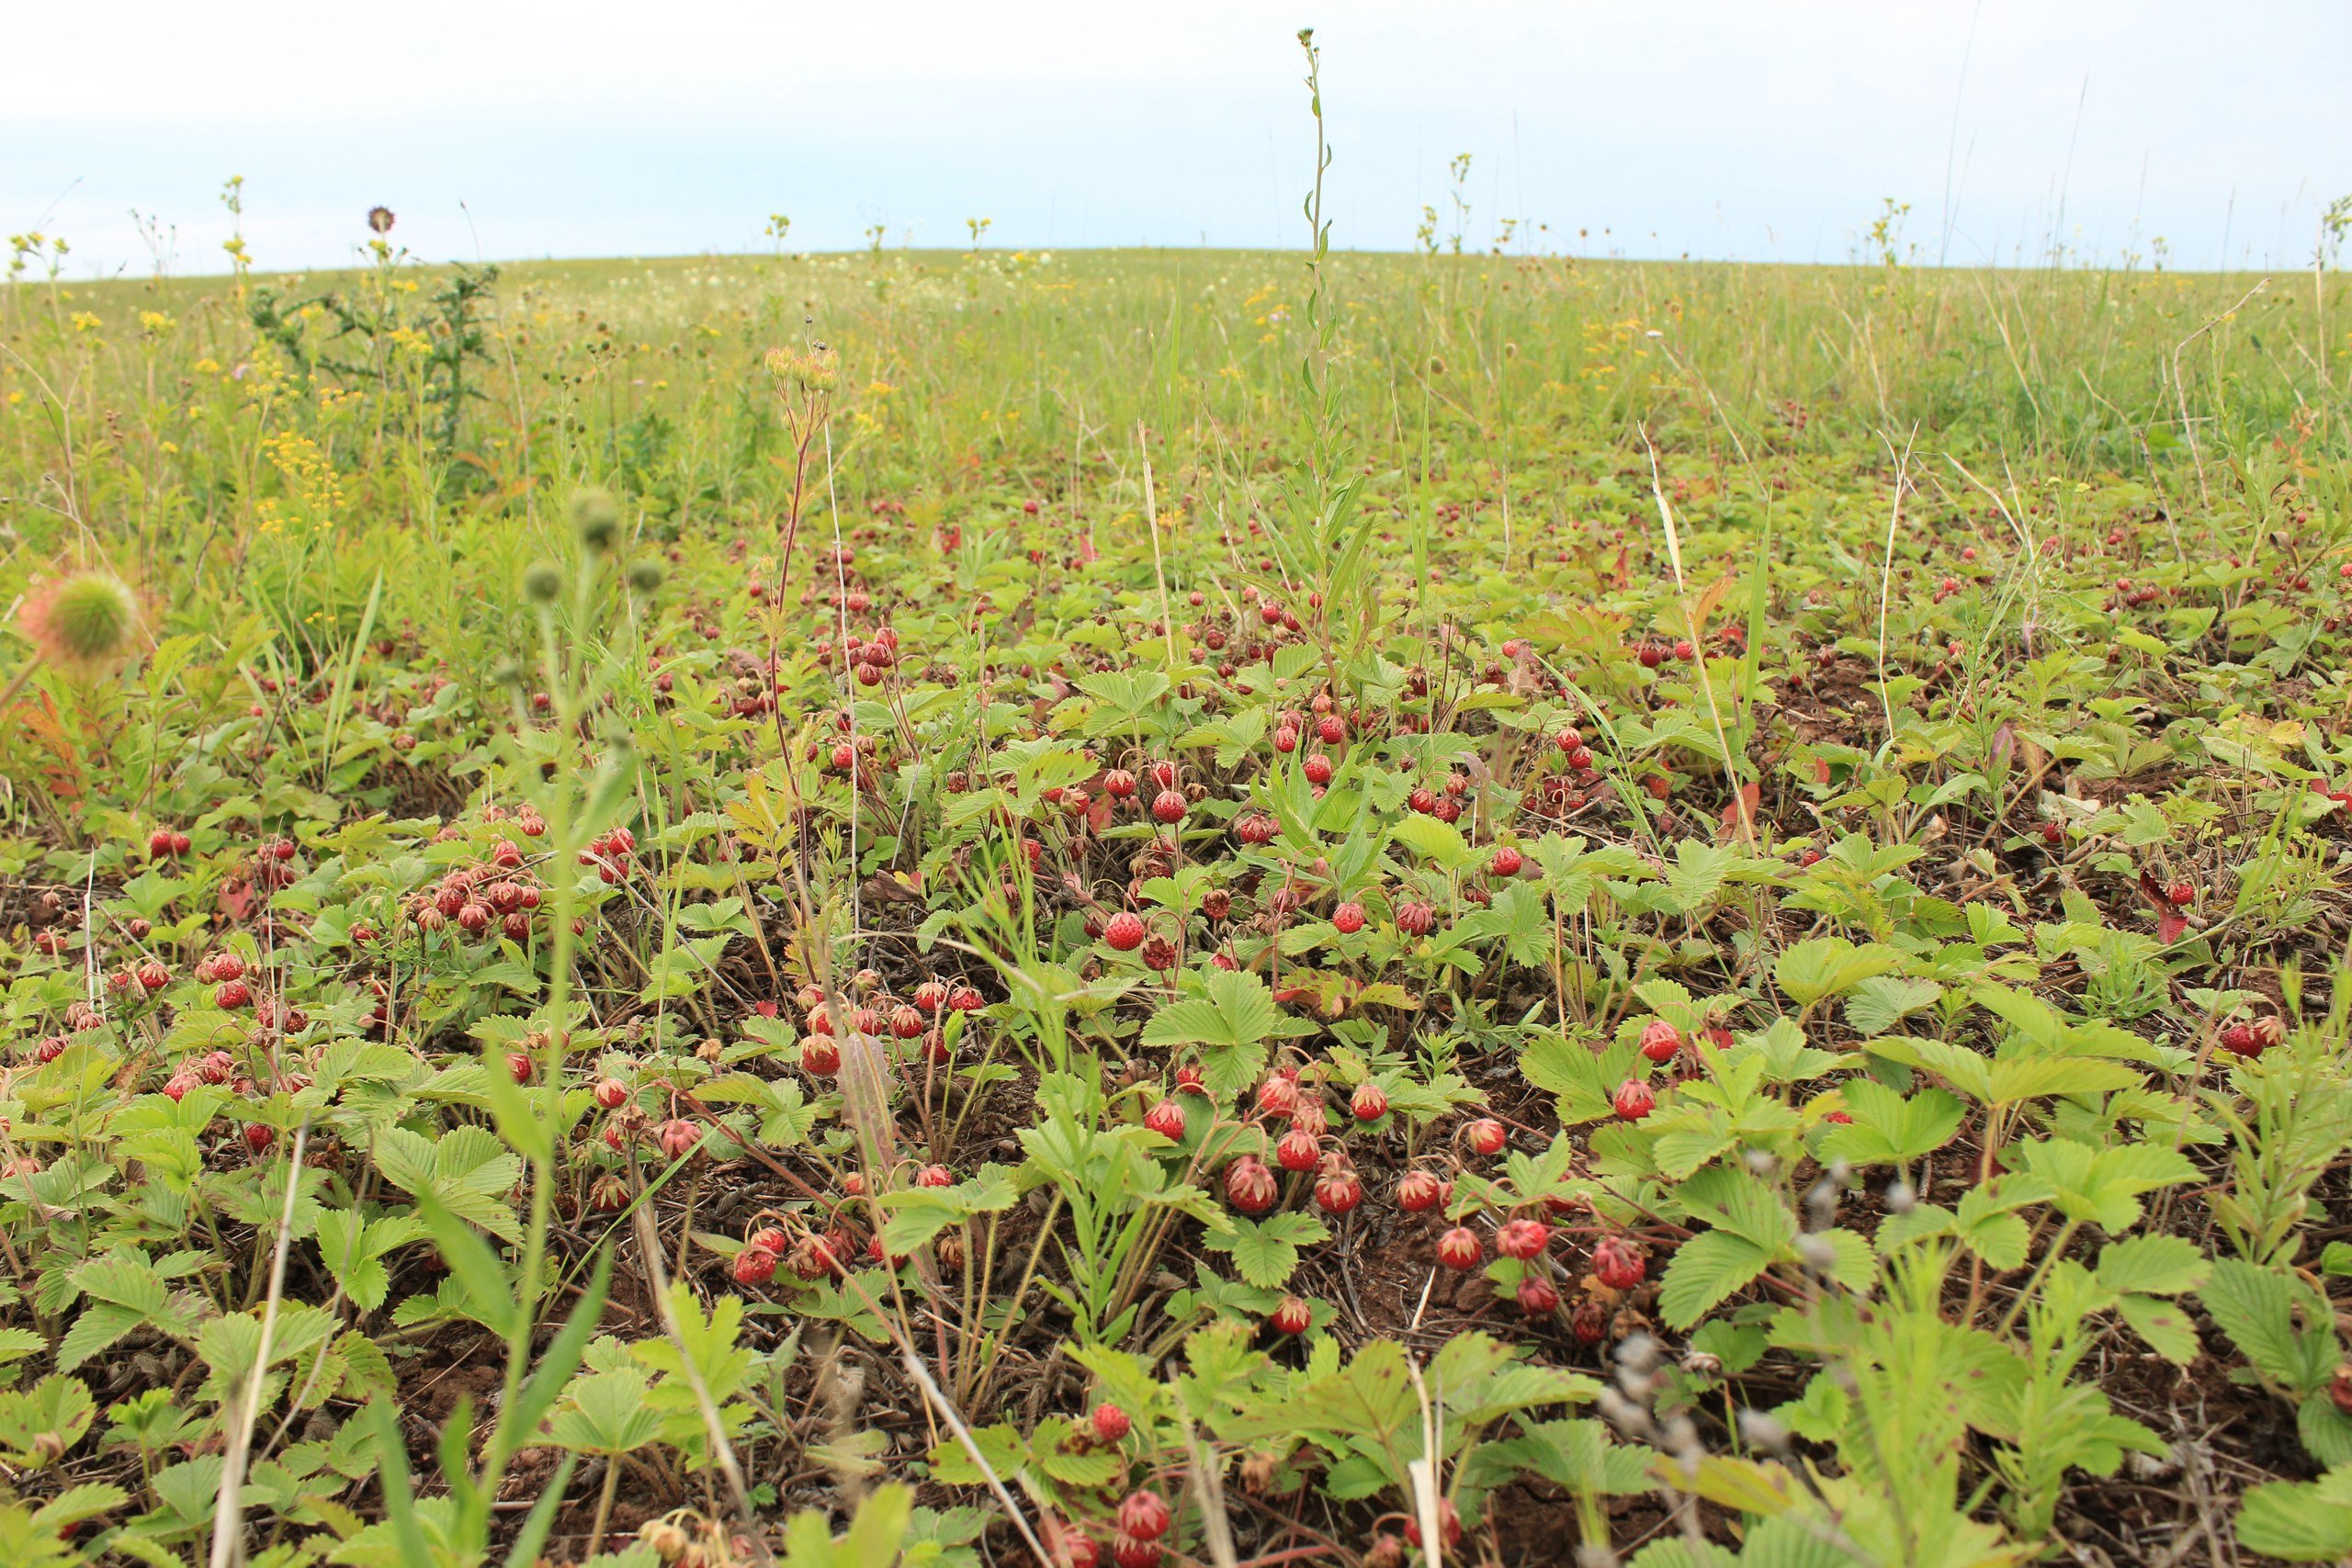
left=9, top=1, right=2348, bottom=276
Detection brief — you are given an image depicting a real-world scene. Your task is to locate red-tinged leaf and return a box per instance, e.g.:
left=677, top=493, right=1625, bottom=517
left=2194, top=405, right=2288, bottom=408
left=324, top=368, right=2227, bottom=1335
left=1720, top=783, right=1761, bottom=836
left=218, top=879, right=256, bottom=921
left=1812, top=758, right=1832, bottom=784
left=2157, top=912, right=2188, bottom=944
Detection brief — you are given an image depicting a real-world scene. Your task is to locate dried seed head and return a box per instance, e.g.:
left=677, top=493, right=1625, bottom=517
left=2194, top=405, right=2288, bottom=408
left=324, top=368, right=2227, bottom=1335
left=19, top=570, right=141, bottom=671
left=522, top=560, right=563, bottom=604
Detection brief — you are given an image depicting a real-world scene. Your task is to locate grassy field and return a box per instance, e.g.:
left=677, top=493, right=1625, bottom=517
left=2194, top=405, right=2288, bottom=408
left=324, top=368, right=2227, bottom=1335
left=5, top=152, right=2352, bottom=1568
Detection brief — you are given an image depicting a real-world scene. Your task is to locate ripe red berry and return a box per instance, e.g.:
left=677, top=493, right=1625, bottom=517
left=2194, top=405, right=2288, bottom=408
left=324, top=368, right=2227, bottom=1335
left=1091, top=1402, right=1131, bottom=1443
left=1272, top=725, right=1299, bottom=753
left=1395, top=901, right=1435, bottom=937
left=243, top=1123, right=274, bottom=1154
left=1497, top=1217, right=1552, bottom=1260
left=659, top=1119, right=700, bottom=1160
left=1396, top=1169, right=1444, bottom=1212
left=1612, top=1078, right=1657, bottom=1121
left=1349, top=1081, right=1387, bottom=1122
left=1638, top=1019, right=1681, bottom=1064
left=1116, top=1490, right=1171, bottom=1542
left=1276, top=1126, right=1321, bottom=1172
left=1316, top=714, right=1346, bottom=745
left=1517, top=1274, right=1561, bottom=1315
left=1271, top=1295, right=1313, bottom=1335
left=1592, top=1235, right=1646, bottom=1291
left=2166, top=880, right=2195, bottom=907
left=1314, top=1166, right=1363, bottom=1214
left=1102, top=769, right=1137, bottom=799
left=1464, top=1117, right=1507, bottom=1156
left=214, top=978, right=250, bottom=1010
left=734, top=1247, right=778, bottom=1285
left=802, top=1035, right=842, bottom=1075
left=1150, top=789, right=1187, bottom=825
left=211, top=951, right=247, bottom=982
left=1303, top=752, right=1333, bottom=785
left=947, top=984, right=985, bottom=1012
left=1256, top=1074, right=1298, bottom=1117
left=1143, top=1098, right=1187, bottom=1140
left=1111, top=1537, right=1161, bottom=1568
left=506, top=1052, right=533, bottom=1084
left=1489, top=844, right=1522, bottom=877
left=149, top=828, right=177, bottom=858
left=1103, top=911, right=1147, bottom=952
left=1225, top=1156, right=1278, bottom=1213
left=1332, top=900, right=1365, bottom=935
left=1437, top=1226, right=1483, bottom=1270
left=136, top=959, right=169, bottom=992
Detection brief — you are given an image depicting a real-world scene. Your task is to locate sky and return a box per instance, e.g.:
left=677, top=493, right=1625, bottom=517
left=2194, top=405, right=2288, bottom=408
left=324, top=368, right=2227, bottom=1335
left=8, top=0, right=2349, bottom=277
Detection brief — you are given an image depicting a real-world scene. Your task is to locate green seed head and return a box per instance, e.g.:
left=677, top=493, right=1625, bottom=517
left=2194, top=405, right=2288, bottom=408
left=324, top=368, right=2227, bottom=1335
left=626, top=557, right=665, bottom=594
left=522, top=561, right=564, bottom=604
left=20, top=570, right=140, bottom=671
left=572, top=488, right=621, bottom=553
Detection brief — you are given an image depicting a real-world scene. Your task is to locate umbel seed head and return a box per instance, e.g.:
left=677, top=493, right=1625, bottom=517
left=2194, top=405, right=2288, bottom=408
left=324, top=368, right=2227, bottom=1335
left=19, top=570, right=140, bottom=671
left=522, top=561, right=564, bottom=604
left=572, top=488, right=621, bottom=552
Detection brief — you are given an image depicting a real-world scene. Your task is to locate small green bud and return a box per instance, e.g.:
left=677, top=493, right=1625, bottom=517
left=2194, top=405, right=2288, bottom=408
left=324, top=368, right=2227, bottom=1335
left=572, top=488, right=621, bottom=552
left=522, top=561, right=563, bottom=604
left=626, top=557, right=665, bottom=593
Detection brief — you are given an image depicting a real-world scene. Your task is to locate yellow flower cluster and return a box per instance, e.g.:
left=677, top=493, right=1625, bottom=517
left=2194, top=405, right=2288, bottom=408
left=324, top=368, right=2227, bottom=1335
left=254, top=431, right=345, bottom=534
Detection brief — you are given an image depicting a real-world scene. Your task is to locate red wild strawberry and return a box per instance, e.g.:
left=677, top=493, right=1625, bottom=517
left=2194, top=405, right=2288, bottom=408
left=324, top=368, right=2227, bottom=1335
left=507, top=1052, right=533, bottom=1084
left=1489, top=844, right=1523, bottom=877
left=1276, top=1126, right=1321, bottom=1172
left=1332, top=900, right=1365, bottom=935
left=1102, top=769, right=1137, bottom=799
left=916, top=1163, right=955, bottom=1189
left=1464, top=1117, right=1507, bottom=1156
left=1315, top=1166, right=1363, bottom=1213
left=2166, top=880, right=2195, bottom=907
left=1517, top=1274, right=1561, bottom=1314
left=211, top=951, right=248, bottom=982
left=1091, top=1402, right=1132, bottom=1443
left=912, top=978, right=949, bottom=1012
left=658, top=1119, right=700, bottom=1159
left=1256, top=1073, right=1298, bottom=1117
left=1638, top=643, right=1665, bottom=669
left=734, top=1246, right=779, bottom=1285
left=947, top=984, right=985, bottom=1012
left=1303, top=752, right=1333, bottom=785
left=215, top=978, right=251, bottom=1010
left=1571, top=1297, right=1609, bottom=1344
left=1612, top=1078, right=1657, bottom=1121
left=1116, top=1490, right=1171, bottom=1542
left=1150, top=789, right=1187, bottom=825
left=889, top=1005, right=924, bottom=1038
left=1111, top=1537, right=1161, bottom=1568
left=1316, top=714, right=1346, bottom=745
left=1638, top=1019, right=1680, bottom=1064
left=1143, top=1098, right=1187, bottom=1140
left=1272, top=725, right=1299, bottom=753
left=1404, top=1500, right=1463, bottom=1551
left=149, top=828, right=178, bottom=858
left=1497, top=1217, right=1552, bottom=1259
left=1271, top=1295, right=1314, bottom=1335
left=1592, top=1235, right=1646, bottom=1291
left=802, top=1036, right=842, bottom=1075
left=1103, top=911, right=1146, bottom=952
left=136, top=959, right=169, bottom=992
left=1408, top=786, right=1439, bottom=814
left=1225, top=1156, right=1279, bottom=1213
left=243, top=1123, right=274, bottom=1154
left=1396, top=1169, right=1444, bottom=1212
left=1555, top=727, right=1583, bottom=752
left=1395, top=901, right=1436, bottom=937
left=1437, top=1225, right=1484, bottom=1270
left=1673, top=639, right=1696, bottom=660
left=1350, top=1081, right=1387, bottom=1122
left=1234, top=812, right=1278, bottom=846
left=1173, top=1064, right=1207, bottom=1096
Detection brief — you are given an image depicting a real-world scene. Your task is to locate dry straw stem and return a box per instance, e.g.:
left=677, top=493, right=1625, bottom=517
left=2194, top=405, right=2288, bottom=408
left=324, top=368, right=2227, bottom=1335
left=1638, top=427, right=1756, bottom=851
left=209, top=1118, right=311, bottom=1568
left=629, top=1202, right=774, bottom=1563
